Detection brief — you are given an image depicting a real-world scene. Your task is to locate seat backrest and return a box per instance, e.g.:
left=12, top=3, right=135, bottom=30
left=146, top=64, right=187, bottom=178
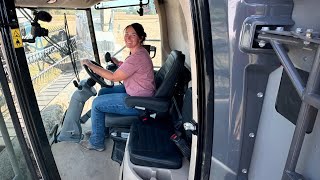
left=142, top=45, right=151, bottom=54
left=154, top=50, right=185, bottom=98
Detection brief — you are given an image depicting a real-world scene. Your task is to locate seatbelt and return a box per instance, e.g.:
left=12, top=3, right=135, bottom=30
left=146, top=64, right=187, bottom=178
left=170, top=96, right=191, bottom=160
left=172, top=97, right=183, bottom=129
left=170, top=133, right=191, bottom=160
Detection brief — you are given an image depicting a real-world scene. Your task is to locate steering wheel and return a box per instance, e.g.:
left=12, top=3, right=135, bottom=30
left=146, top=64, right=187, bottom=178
left=83, top=60, right=114, bottom=88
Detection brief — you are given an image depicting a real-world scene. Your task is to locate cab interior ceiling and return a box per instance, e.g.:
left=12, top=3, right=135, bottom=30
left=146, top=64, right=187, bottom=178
left=14, top=0, right=103, bottom=8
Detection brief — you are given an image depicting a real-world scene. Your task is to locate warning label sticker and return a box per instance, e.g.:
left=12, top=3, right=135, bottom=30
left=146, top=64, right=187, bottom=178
left=11, top=29, right=23, bottom=48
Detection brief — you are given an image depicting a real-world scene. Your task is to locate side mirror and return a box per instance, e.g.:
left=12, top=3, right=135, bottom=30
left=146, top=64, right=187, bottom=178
left=23, top=11, right=52, bottom=43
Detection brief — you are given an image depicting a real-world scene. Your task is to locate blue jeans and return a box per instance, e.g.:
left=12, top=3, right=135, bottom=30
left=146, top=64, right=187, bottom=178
left=89, top=85, right=140, bottom=148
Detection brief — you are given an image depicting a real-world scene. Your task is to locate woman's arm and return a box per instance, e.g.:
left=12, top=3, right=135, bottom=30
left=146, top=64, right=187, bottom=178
left=111, top=57, right=123, bottom=66
left=82, top=59, right=128, bottom=81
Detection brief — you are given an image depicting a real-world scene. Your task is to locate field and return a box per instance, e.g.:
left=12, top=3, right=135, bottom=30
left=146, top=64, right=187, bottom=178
left=112, top=13, right=162, bottom=67
left=113, top=13, right=161, bottom=41
left=40, top=15, right=77, bottom=35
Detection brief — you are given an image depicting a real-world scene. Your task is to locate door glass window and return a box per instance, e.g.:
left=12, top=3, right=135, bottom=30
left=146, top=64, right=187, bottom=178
left=19, top=9, right=94, bottom=135
left=0, top=46, right=35, bottom=180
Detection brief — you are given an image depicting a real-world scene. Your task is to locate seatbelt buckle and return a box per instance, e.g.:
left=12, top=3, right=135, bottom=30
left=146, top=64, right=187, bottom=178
left=139, top=110, right=151, bottom=122
left=170, top=133, right=181, bottom=142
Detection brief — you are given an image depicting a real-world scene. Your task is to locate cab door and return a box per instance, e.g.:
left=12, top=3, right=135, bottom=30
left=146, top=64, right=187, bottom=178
left=0, top=0, right=60, bottom=179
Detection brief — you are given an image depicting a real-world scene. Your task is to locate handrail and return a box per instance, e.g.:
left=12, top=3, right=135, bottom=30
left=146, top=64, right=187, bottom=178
left=269, top=40, right=305, bottom=97
left=258, top=30, right=320, bottom=180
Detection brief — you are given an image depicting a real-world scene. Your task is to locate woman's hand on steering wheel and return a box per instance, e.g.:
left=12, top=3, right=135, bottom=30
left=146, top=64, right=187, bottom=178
left=81, top=59, right=92, bottom=67
left=82, top=59, right=114, bottom=88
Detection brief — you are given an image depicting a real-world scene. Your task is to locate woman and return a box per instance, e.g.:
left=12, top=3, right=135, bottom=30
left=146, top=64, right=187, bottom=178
left=80, top=23, right=155, bottom=151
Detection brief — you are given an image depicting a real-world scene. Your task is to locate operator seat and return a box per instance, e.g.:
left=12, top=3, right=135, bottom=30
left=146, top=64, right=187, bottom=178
left=104, top=50, right=185, bottom=128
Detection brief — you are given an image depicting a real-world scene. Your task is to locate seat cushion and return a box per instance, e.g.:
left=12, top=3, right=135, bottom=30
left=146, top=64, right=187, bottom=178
left=128, top=119, right=182, bottom=169
left=105, top=113, right=139, bottom=127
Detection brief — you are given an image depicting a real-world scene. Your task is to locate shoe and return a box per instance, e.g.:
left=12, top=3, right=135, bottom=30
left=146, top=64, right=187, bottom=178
left=79, top=140, right=105, bottom=152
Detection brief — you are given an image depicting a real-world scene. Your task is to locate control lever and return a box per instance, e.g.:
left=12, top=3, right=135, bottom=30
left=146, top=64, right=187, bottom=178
left=73, top=80, right=81, bottom=90
left=105, top=52, right=113, bottom=64
left=105, top=52, right=118, bottom=72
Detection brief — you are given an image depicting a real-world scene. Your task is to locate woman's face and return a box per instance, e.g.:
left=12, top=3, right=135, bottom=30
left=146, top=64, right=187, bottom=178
left=124, top=26, right=142, bottom=49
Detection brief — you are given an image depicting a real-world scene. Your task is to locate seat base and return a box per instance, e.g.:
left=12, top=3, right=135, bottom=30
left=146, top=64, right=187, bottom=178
left=128, top=119, right=182, bottom=169
left=122, top=138, right=189, bottom=180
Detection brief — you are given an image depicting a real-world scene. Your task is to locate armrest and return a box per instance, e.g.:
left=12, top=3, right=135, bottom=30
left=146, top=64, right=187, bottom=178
left=125, top=96, right=170, bottom=112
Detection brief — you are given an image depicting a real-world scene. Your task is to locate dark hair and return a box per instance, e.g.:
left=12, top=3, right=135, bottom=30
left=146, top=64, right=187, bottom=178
left=125, top=23, right=147, bottom=44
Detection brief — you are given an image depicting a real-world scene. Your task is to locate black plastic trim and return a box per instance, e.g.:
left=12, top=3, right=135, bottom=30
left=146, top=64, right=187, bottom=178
left=190, top=0, right=214, bottom=179
left=86, top=9, right=101, bottom=64
left=237, top=65, right=278, bottom=179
